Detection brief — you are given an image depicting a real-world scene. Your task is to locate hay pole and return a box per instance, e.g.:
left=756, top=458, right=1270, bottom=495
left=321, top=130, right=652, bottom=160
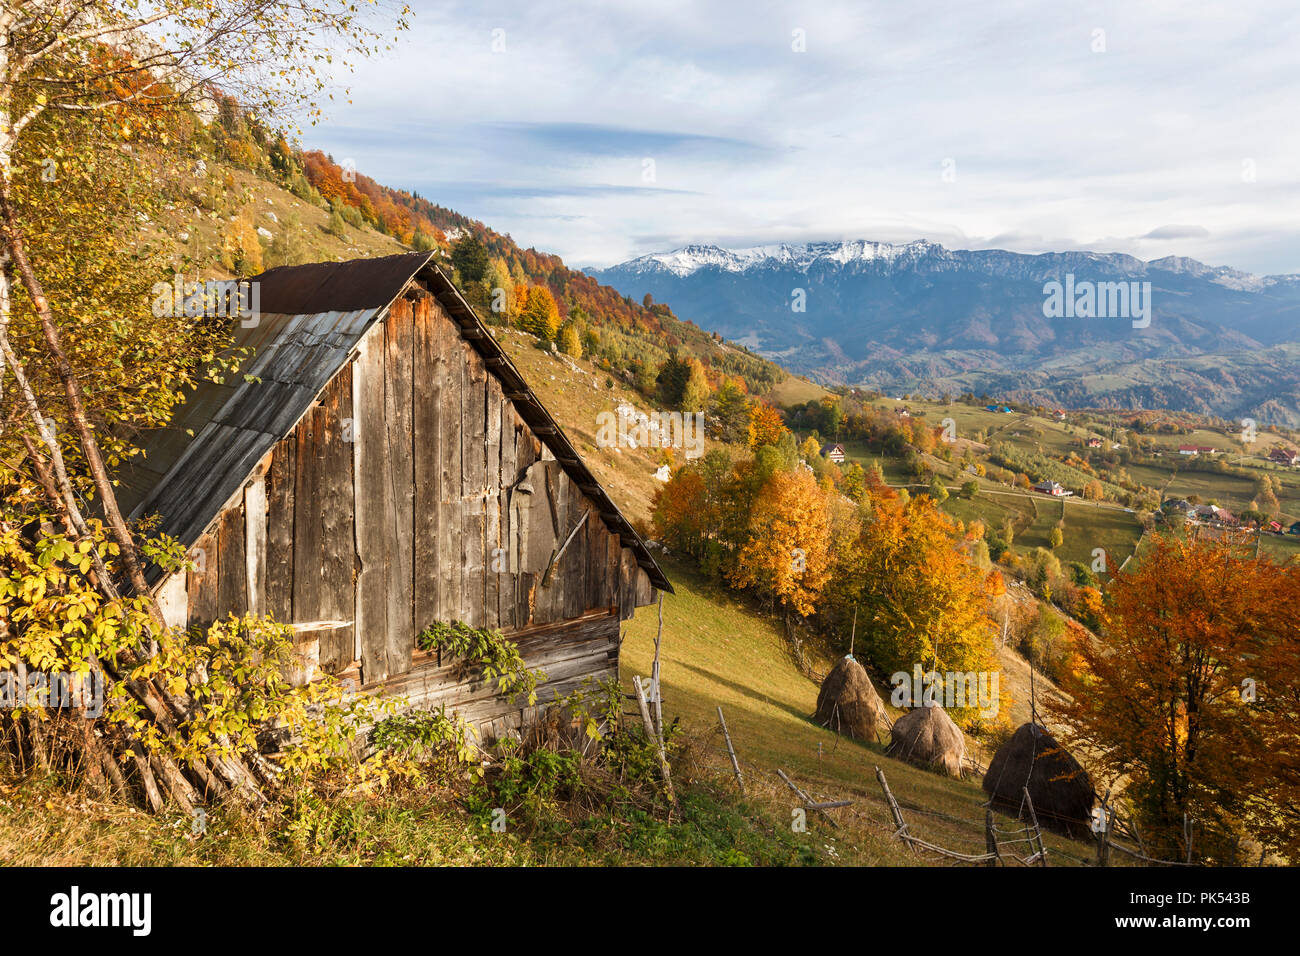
left=776, top=768, right=844, bottom=828
left=1021, top=787, right=1048, bottom=867
left=633, top=675, right=676, bottom=808
left=716, top=706, right=745, bottom=796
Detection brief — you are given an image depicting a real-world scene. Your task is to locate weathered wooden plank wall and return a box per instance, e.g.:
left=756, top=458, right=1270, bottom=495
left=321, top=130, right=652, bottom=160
left=264, top=441, right=295, bottom=624
left=353, top=330, right=391, bottom=679
left=383, top=295, right=417, bottom=676
left=175, top=280, right=656, bottom=729
left=293, top=366, right=355, bottom=670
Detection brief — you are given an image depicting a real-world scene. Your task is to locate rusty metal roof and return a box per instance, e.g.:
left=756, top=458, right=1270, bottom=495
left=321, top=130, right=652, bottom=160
left=121, top=252, right=670, bottom=592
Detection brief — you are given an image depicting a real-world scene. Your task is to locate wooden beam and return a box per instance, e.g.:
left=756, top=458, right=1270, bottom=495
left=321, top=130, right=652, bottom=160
left=778, top=769, right=842, bottom=829
left=717, top=706, right=745, bottom=795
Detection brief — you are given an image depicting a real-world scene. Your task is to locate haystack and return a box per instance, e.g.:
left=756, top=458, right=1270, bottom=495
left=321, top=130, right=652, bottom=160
left=983, top=722, right=1093, bottom=838
left=886, top=703, right=965, bottom=777
left=814, top=655, right=888, bottom=740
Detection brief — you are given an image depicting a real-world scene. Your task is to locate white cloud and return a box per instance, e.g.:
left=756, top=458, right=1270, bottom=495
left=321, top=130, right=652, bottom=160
left=309, top=0, right=1300, bottom=274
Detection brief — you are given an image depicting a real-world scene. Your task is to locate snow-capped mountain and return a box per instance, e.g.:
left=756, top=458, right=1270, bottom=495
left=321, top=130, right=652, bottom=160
left=610, top=239, right=1297, bottom=289
left=588, top=239, right=1300, bottom=423
left=619, top=239, right=948, bottom=277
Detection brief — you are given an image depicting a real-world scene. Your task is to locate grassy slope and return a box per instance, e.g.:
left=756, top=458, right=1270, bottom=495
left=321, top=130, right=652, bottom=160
left=158, top=166, right=406, bottom=276
left=619, top=557, right=1102, bottom=866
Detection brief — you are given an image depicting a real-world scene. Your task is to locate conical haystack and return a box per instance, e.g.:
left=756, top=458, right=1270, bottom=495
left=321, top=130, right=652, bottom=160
left=814, top=655, right=888, bottom=740
left=886, top=703, right=965, bottom=777
left=983, top=722, right=1093, bottom=838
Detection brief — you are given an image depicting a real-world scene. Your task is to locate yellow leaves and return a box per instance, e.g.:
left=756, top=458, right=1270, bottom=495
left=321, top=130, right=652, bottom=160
left=747, top=403, right=787, bottom=449
left=730, top=467, right=832, bottom=616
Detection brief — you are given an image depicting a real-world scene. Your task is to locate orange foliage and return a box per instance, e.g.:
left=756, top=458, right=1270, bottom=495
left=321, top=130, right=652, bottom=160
left=728, top=468, right=831, bottom=616
left=747, top=403, right=787, bottom=448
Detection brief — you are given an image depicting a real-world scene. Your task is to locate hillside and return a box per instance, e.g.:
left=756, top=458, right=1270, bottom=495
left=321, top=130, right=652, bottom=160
left=619, top=556, right=1103, bottom=867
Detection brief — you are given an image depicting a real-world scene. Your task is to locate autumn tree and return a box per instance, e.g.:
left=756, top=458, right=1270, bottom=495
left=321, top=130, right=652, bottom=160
left=827, top=493, right=998, bottom=726
left=747, top=402, right=787, bottom=448
left=556, top=322, right=582, bottom=358
left=651, top=468, right=709, bottom=559
left=1253, top=474, right=1281, bottom=517
left=1246, top=561, right=1300, bottom=857
left=518, top=285, right=561, bottom=339
left=728, top=467, right=831, bottom=616
left=842, top=462, right=866, bottom=502
left=711, top=379, right=751, bottom=444
left=679, top=357, right=710, bottom=412
left=220, top=210, right=264, bottom=276
left=1051, top=536, right=1300, bottom=861
left=651, top=448, right=736, bottom=574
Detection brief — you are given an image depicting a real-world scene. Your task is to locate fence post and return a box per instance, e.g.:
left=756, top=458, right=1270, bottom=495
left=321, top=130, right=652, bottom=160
left=716, top=705, right=745, bottom=796
left=985, top=809, right=1000, bottom=866
left=633, top=676, right=676, bottom=808
left=874, top=765, right=916, bottom=854
left=1022, top=787, right=1048, bottom=867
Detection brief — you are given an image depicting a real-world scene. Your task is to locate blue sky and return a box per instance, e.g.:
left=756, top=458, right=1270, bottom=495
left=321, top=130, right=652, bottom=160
left=310, top=0, right=1300, bottom=274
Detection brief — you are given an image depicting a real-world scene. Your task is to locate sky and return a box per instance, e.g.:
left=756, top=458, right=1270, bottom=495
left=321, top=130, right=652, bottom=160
left=308, top=0, right=1300, bottom=274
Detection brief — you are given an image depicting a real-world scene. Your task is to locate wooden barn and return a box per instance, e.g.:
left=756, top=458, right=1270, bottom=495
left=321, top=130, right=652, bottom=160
left=119, top=252, right=671, bottom=736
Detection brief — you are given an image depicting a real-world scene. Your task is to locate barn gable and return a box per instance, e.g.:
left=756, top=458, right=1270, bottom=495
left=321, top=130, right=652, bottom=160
left=120, top=253, right=668, bottom=731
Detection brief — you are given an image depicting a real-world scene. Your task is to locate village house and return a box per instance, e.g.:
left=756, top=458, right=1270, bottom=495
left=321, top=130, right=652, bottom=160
left=1178, top=444, right=1218, bottom=456
left=119, top=253, right=670, bottom=738
left=1268, top=447, right=1299, bottom=467
left=1032, top=480, right=1072, bottom=497
left=1086, top=437, right=1102, bottom=448
left=1191, top=503, right=1237, bottom=526
left=820, top=442, right=846, bottom=463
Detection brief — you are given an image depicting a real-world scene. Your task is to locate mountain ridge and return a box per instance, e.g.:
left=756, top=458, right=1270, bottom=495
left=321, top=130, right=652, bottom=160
left=605, top=238, right=1300, bottom=287
left=589, top=238, right=1300, bottom=423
